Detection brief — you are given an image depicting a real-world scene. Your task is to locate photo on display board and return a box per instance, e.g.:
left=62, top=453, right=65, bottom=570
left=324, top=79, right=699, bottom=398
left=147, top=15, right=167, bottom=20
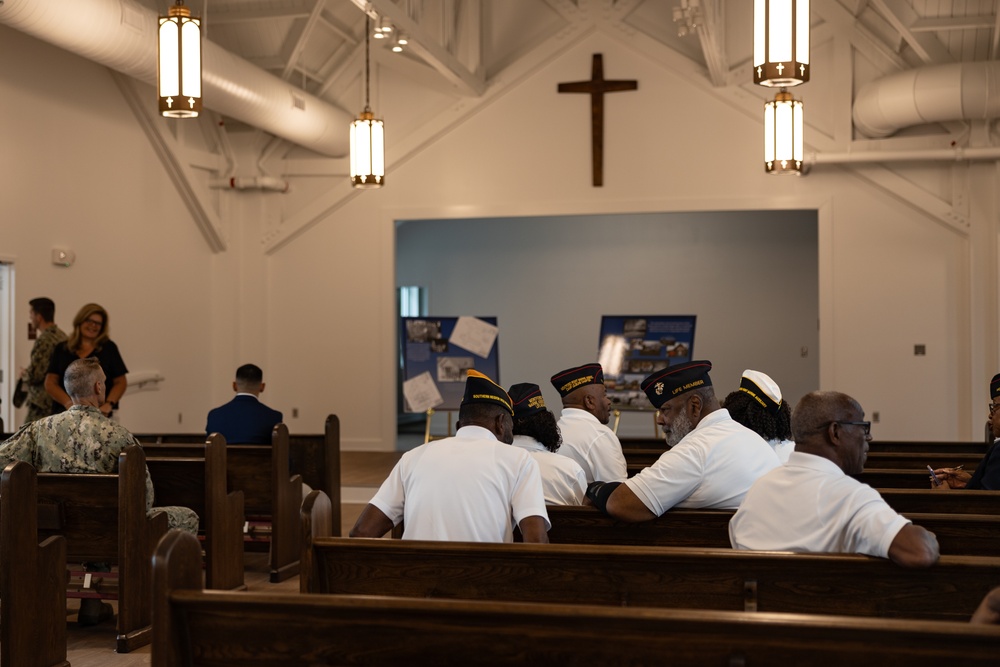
left=400, top=316, right=500, bottom=412
left=597, top=315, right=697, bottom=410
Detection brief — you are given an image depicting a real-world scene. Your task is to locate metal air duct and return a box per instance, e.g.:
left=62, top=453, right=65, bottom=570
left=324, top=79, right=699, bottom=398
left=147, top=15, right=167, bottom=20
left=0, top=0, right=352, bottom=157
left=853, top=62, right=1000, bottom=138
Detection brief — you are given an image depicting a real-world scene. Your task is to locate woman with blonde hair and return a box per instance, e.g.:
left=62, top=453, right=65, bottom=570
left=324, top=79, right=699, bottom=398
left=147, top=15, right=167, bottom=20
left=44, top=303, right=128, bottom=417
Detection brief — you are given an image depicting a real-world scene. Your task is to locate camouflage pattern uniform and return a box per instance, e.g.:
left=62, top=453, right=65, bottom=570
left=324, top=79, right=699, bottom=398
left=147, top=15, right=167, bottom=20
left=0, top=405, right=199, bottom=533
left=23, top=323, right=67, bottom=425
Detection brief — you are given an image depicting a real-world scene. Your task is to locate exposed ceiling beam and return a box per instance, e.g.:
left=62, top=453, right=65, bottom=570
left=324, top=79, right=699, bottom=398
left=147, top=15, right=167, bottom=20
left=363, top=0, right=486, bottom=96
left=869, top=0, right=954, bottom=64
left=208, top=1, right=314, bottom=24
left=911, top=16, right=995, bottom=32
left=695, top=0, right=728, bottom=87
left=281, top=1, right=326, bottom=80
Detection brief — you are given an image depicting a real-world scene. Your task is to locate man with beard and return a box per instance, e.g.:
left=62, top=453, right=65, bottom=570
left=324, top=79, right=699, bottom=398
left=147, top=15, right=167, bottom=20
left=586, top=360, right=780, bottom=521
left=350, top=370, right=549, bottom=543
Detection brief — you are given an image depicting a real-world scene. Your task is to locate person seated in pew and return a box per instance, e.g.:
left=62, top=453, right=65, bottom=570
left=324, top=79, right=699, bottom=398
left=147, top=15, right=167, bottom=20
left=932, top=373, right=1000, bottom=490
left=0, top=358, right=200, bottom=623
left=729, top=391, right=941, bottom=568
left=550, top=363, right=628, bottom=484
left=508, top=382, right=587, bottom=505
left=351, top=370, right=549, bottom=543
left=206, top=363, right=283, bottom=444
left=972, top=587, right=1000, bottom=625
left=587, top=360, right=781, bottom=521
left=723, top=370, right=794, bottom=464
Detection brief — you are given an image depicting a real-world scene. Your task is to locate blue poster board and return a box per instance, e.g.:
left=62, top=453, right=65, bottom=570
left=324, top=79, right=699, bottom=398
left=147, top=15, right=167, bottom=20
left=400, top=316, right=500, bottom=412
left=597, top=315, right=697, bottom=411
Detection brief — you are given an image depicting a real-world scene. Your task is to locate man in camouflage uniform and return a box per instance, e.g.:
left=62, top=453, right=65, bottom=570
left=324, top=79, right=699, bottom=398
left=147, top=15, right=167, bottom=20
left=0, top=357, right=199, bottom=533
left=20, top=297, right=67, bottom=425
left=1, top=357, right=199, bottom=624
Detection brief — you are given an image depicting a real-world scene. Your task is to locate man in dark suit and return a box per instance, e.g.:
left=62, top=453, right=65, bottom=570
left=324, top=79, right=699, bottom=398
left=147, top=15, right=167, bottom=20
left=206, top=364, right=283, bottom=444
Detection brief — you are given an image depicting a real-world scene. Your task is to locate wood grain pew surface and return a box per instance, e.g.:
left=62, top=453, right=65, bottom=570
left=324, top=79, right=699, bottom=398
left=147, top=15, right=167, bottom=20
left=144, top=434, right=245, bottom=591
left=1, top=461, right=69, bottom=667
left=144, top=424, right=303, bottom=583
left=535, top=505, right=1000, bottom=557
left=36, top=445, right=167, bottom=653
left=155, top=529, right=1000, bottom=667
left=303, top=493, right=1000, bottom=623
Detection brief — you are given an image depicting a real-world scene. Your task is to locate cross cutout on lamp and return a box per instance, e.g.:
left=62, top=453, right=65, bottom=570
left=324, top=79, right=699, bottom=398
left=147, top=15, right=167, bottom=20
left=557, top=54, right=638, bottom=187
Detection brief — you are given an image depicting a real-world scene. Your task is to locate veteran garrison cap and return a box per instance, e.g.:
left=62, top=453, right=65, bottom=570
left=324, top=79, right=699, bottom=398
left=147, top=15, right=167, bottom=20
left=550, top=363, right=604, bottom=398
left=508, top=383, right=547, bottom=419
left=641, top=360, right=713, bottom=409
left=991, top=373, right=1000, bottom=400
left=739, top=369, right=782, bottom=415
left=461, top=370, right=513, bottom=415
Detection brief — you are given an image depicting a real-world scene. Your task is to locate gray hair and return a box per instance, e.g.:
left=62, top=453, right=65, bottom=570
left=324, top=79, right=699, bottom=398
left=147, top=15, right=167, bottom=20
left=64, top=358, right=103, bottom=400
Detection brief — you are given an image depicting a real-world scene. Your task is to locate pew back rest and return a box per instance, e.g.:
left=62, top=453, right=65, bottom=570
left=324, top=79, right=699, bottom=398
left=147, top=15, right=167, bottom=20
left=36, top=444, right=151, bottom=562
left=157, top=530, right=1000, bottom=667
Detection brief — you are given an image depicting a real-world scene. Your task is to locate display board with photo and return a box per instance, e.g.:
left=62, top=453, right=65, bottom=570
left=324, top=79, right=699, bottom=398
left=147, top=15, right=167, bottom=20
left=597, top=315, right=697, bottom=410
left=400, top=316, right=500, bottom=412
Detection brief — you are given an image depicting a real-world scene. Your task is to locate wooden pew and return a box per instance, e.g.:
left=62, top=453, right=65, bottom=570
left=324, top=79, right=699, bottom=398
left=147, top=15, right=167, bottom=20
left=301, top=496, right=999, bottom=621
left=856, top=468, right=938, bottom=488
left=881, top=488, right=1000, bottom=515
left=145, top=424, right=302, bottom=583
left=134, top=414, right=340, bottom=518
left=36, top=445, right=167, bottom=652
left=533, top=505, right=1000, bottom=557
left=154, top=529, right=1000, bottom=666
left=0, top=462, right=69, bottom=667
left=145, top=433, right=245, bottom=590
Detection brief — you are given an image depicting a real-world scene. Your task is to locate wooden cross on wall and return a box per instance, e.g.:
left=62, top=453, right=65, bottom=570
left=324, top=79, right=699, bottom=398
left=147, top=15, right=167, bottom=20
left=558, top=54, right=638, bottom=187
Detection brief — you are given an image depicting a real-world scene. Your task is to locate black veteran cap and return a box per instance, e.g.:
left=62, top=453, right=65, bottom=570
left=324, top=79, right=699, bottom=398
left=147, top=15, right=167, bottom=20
left=462, top=370, right=513, bottom=415
left=738, top=369, right=782, bottom=415
left=550, top=363, right=604, bottom=398
left=991, top=373, right=1000, bottom=400
left=641, top=360, right=713, bottom=409
left=508, top=383, right=547, bottom=419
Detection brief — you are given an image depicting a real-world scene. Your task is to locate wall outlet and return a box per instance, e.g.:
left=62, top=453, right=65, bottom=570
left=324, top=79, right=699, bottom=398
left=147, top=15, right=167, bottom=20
left=292, top=408, right=299, bottom=418
left=178, top=412, right=183, bottom=424
left=872, top=411, right=880, bottom=423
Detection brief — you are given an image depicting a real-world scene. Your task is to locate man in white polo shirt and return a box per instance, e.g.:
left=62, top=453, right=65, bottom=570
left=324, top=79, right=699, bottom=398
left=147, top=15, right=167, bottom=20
left=587, top=360, right=781, bottom=520
left=729, top=390, right=940, bottom=567
left=350, top=370, right=549, bottom=543
left=550, top=363, right=628, bottom=484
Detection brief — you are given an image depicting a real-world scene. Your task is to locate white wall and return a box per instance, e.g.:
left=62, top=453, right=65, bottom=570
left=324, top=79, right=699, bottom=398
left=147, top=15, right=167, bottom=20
left=0, top=26, right=217, bottom=433
left=268, top=31, right=974, bottom=445
left=2, top=25, right=989, bottom=445
left=396, top=211, right=819, bottom=437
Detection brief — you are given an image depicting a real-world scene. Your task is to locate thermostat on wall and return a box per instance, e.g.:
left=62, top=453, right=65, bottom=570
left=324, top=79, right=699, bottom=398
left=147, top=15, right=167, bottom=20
left=51, top=248, right=75, bottom=267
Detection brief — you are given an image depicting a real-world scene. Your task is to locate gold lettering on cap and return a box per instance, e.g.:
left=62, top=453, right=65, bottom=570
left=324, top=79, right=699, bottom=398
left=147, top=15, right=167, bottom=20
left=671, top=378, right=705, bottom=395
left=528, top=396, right=545, bottom=409
left=560, top=375, right=595, bottom=393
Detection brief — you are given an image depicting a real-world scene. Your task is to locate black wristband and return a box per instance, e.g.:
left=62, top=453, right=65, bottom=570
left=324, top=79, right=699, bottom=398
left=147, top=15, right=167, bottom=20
left=586, top=481, right=621, bottom=515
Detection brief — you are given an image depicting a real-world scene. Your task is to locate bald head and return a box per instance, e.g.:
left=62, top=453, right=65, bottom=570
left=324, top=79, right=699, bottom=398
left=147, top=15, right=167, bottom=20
left=791, top=391, right=870, bottom=474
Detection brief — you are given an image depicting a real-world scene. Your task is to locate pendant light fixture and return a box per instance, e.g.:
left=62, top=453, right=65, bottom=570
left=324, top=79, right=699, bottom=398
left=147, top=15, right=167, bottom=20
left=753, top=0, right=809, bottom=88
left=158, top=0, right=202, bottom=118
left=350, top=16, right=385, bottom=189
left=764, top=89, right=803, bottom=174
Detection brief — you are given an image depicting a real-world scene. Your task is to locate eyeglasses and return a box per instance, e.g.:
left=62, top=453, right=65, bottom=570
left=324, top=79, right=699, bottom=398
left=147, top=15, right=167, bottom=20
left=834, top=421, right=871, bottom=436
left=989, top=403, right=1000, bottom=415
left=83, top=318, right=104, bottom=327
